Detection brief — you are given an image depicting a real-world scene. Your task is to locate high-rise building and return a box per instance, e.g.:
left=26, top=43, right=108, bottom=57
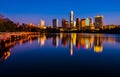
left=73, top=21, right=76, bottom=28
left=95, top=16, right=104, bottom=29
left=80, top=18, right=92, bottom=28
left=76, top=18, right=80, bottom=28
left=53, top=19, right=58, bottom=28
left=80, top=19, right=86, bottom=28
left=89, top=18, right=93, bottom=26
left=40, top=20, right=45, bottom=28
left=62, top=19, right=69, bottom=29
left=85, top=18, right=90, bottom=27
left=89, top=18, right=95, bottom=30
left=70, top=11, right=74, bottom=28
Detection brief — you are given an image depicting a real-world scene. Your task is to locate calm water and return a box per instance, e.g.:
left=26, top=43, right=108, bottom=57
left=0, top=33, right=120, bottom=76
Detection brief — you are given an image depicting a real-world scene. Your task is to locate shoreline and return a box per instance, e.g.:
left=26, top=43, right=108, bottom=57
left=0, top=31, right=120, bottom=34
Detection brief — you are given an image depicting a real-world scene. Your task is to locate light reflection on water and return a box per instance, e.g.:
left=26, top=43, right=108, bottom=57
left=0, top=33, right=120, bottom=76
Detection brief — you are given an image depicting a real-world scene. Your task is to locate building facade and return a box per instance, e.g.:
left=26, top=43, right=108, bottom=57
left=76, top=18, right=81, bottom=29
left=70, top=11, right=74, bottom=28
left=80, top=19, right=86, bottom=28
left=62, top=19, right=69, bottom=29
left=53, top=19, right=58, bottom=28
left=95, top=16, right=104, bottom=29
left=40, top=20, right=45, bottom=28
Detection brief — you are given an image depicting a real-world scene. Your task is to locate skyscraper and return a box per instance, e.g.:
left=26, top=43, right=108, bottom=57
left=70, top=11, right=74, bottom=28
left=53, top=19, right=58, bottom=28
left=40, top=20, right=45, bottom=28
left=80, top=18, right=92, bottom=29
left=85, top=18, right=90, bottom=26
left=89, top=18, right=93, bottom=26
left=95, top=16, right=104, bottom=29
left=62, top=19, right=69, bottom=29
left=89, top=18, right=95, bottom=30
left=73, top=21, right=76, bottom=28
left=76, top=18, right=80, bottom=28
left=80, top=19, right=86, bottom=28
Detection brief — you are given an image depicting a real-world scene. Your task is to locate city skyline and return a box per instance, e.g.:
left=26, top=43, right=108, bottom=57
left=0, top=0, right=120, bottom=25
left=1, top=0, right=120, bottom=75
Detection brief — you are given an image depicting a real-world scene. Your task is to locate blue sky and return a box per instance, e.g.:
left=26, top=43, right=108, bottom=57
left=0, top=0, right=120, bottom=25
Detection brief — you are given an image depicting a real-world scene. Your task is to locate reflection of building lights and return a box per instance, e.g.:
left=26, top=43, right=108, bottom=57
left=76, top=34, right=94, bottom=50
left=71, top=33, right=76, bottom=45
left=76, top=43, right=80, bottom=49
left=20, top=40, right=23, bottom=45
left=85, top=39, right=89, bottom=49
left=70, top=34, right=74, bottom=56
left=38, top=37, right=40, bottom=44
left=94, top=34, right=103, bottom=53
left=40, top=40, right=45, bottom=46
left=81, top=38, right=86, bottom=49
left=56, top=36, right=59, bottom=47
left=52, top=36, right=59, bottom=47
left=4, top=51, right=11, bottom=60
left=70, top=48, right=73, bottom=56
left=90, top=35, right=94, bottom=48
left=70, top=39, right=73, bottom=56
left=39, top=35, right=46, bottom=46
left=61, top=34, right=69, bottom=47
left=30, top=38, right=32, bottom=45
left=94, top=46, right=103, bottom=53
left=60, top=33, right=63, bottom=39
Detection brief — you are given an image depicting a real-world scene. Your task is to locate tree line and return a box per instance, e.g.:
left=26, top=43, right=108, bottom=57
left=0, top=14, right=40, bottom=32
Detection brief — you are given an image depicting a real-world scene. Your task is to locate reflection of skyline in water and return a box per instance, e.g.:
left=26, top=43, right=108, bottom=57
left=0, top=33, right=120, bottom=62
left=38, top=33, right=120, bottom=55
left=0, top=34, right=40, bottom=63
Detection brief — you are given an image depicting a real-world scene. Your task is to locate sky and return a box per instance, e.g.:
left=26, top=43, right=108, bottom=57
left=0, top=0, right=120, bottom=26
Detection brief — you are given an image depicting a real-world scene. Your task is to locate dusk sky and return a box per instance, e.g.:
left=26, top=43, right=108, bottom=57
left=0, top=0, right=120, bottom=26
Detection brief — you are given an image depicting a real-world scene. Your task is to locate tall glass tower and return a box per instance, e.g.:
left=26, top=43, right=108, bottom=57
left=70, top=11, right=74, bottom=28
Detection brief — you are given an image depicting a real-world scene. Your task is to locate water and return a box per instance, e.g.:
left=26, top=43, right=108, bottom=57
left=0, top=33, right=120, bottom=76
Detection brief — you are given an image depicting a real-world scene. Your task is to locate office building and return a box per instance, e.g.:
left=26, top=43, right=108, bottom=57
left=76, top=18, right=81, bottom=28
left=80, top=18, right=92, bottom=29
left=85, top=18, right=90, bottom=26
left=95, top=16, right=104, bottom=29
left=73, top=21, right=76, bottom=28
left=89, top=18, right=95, bottom=30
left=70, top=11, right=74, bottom=28
left=80, top=19, right=86, bottom=28
left=53, top=19, right=58, bottom=28
left=89, top=18, right=93, bottom=26
left=40, top=20, right=45, bottom=28
left=62, top=19, right=69, bottom=29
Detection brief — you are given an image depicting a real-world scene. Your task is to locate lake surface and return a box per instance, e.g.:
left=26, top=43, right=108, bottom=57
left=0, top=33, right=120, bottom=76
